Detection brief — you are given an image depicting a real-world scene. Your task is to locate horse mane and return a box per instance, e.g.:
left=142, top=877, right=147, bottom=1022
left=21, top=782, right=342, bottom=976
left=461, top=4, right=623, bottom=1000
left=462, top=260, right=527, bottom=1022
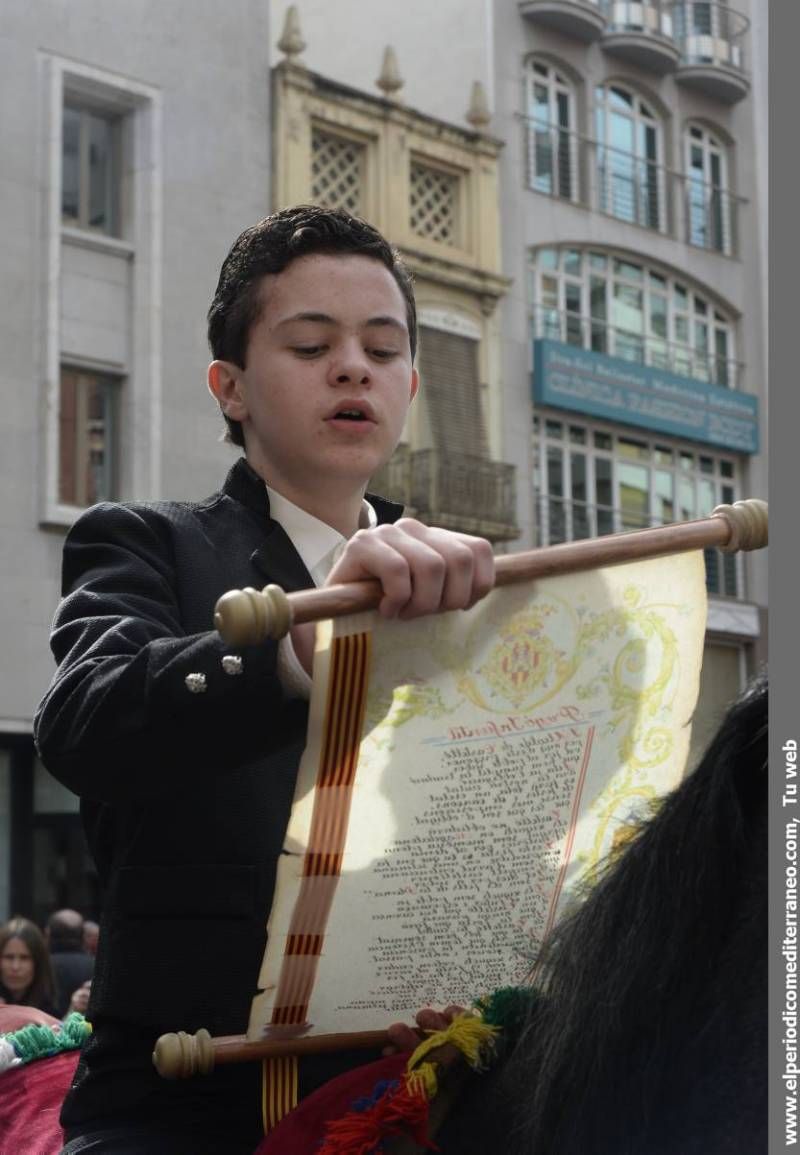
left=444, top=673, right=768, bottom=1154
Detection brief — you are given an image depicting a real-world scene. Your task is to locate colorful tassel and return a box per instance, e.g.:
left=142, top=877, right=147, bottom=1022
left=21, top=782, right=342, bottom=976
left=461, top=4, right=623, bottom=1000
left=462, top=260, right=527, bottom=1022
left=407, top=1011, right=499, bottom=1074
left=474, top=985, right=542, bottom=1035
left=2, top=1012, right=90, bottom=1067
left=318, top=1074, right=433, bottom=1154
left=317, top=990, right=537, bottom=1155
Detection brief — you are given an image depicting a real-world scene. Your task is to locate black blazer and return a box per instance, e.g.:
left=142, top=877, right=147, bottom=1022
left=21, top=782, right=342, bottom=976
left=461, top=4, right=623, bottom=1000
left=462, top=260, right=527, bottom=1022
left=34, top=458, right=402, bottom=1130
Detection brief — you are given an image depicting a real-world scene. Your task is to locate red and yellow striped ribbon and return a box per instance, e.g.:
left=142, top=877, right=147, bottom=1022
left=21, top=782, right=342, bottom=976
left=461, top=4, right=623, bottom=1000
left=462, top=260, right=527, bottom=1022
left=261, top=629, right=372, bottom=1126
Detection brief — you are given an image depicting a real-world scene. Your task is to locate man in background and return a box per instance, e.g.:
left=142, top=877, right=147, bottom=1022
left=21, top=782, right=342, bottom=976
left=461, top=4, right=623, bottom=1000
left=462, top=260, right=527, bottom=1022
left=45, top=910, right=94, bottom=1018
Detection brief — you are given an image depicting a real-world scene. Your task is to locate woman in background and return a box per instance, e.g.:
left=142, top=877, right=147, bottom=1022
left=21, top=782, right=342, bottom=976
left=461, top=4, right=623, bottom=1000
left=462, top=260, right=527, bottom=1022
left=0, top=916, right=59, bottom=1017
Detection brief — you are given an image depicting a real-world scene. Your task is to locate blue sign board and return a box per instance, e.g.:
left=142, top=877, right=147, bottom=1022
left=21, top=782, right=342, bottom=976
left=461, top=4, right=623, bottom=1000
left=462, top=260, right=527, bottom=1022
left=532, top=339, right=759, bottom=454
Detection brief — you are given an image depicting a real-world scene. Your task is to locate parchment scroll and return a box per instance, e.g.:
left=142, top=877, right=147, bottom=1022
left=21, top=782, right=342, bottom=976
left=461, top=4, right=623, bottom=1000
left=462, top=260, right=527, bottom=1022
left=248, top=552, right=706, bottom=1039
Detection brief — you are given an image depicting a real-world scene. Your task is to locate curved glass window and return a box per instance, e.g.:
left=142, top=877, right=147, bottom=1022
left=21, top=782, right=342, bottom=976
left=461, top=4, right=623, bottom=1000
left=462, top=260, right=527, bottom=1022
left=531, top=246, right=738, bottom=388
left=532, top=414, right=742, bottom=596
left=595, top=84, right=664, bottom=231
left=685, top=123, right=731, bottom=254
left=526, top=61, right=577, bottom=202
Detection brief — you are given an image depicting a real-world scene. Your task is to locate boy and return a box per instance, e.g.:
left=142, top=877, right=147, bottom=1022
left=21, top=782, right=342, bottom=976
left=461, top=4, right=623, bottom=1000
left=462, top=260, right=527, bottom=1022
left=34, top=205, right=495, bottom=1153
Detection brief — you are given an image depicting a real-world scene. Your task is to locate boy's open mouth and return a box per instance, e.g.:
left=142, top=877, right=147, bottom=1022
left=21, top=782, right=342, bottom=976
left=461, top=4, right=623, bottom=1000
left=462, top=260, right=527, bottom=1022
left=326, top=400, right=376, bottom=424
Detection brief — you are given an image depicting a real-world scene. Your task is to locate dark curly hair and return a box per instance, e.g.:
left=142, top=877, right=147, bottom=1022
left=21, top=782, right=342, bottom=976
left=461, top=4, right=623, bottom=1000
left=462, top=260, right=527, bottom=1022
left=207, top=205, right=417, bottom=447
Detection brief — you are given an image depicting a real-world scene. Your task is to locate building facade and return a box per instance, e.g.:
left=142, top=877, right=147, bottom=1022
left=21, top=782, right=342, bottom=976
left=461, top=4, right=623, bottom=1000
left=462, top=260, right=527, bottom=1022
left=0, top=0, right=273, bottom=921
left=492, top=0, right=767, bottom=761
left=0, top=0, right=768, bottom=918
left=271, top=37, right=517, bottom=542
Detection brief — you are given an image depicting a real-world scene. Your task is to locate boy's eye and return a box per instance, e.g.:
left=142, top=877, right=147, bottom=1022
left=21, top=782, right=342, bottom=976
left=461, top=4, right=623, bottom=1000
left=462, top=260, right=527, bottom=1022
left=291, top=345, right=325, bottom=357
left=370, top=348, right=398, bottom=360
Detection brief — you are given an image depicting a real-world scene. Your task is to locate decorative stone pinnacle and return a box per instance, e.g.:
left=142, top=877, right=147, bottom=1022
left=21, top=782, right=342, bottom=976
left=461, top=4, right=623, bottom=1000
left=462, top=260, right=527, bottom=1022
left=376, top=46, right=404, bottom=98
left=278, top=4, right=306, bottom=60
left=466, top=80, right=491, bottom=129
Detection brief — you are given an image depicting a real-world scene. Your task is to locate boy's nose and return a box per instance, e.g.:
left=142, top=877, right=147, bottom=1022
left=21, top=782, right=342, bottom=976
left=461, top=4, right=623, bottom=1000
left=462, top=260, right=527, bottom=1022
left=329, top=345, right=371, bottom=386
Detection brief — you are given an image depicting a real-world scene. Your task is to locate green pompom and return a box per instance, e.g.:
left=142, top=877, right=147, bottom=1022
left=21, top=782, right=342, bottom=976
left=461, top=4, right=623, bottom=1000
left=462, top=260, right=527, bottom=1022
left=473, top=986, right=542, bottom=1042
left=5, top=1013, right=91, bottom=1065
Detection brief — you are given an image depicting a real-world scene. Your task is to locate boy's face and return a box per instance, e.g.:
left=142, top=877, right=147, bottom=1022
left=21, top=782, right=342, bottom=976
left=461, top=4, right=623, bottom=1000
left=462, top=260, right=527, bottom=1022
left=210, top=252, right=418, bottom=505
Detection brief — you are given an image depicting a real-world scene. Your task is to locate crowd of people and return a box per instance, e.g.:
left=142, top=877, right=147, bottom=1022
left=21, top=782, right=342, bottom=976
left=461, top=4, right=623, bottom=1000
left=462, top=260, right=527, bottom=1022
left=0, top=909, right=96, bottom=1021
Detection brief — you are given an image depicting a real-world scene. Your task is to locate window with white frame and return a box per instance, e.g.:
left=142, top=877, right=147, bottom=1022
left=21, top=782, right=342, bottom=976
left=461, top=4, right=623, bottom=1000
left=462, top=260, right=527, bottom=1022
left=58, top=366, right=119, bottom=507
left=595, top=84, right=665, bottom=232
left=530, top=247, right=738, bottom=388
left=61, top=104, right=120, bottom=236
left=525, top=60, right=577, bottom=202
left=532, top=414, right=742, bottom=596
left=685, top=123, right=732, bottom=254
left=42, top=59, right=160, bottom=525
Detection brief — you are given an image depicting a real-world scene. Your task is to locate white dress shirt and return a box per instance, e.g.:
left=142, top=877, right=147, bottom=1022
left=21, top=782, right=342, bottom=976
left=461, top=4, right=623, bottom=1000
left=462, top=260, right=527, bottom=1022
left=268, top=484, right=378, bottom=699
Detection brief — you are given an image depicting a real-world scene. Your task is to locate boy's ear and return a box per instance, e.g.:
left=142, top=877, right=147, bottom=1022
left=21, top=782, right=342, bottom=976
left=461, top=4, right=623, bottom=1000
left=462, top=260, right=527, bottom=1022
left=208, top=360, right=248, bottom=422
left=409, top=366, right=420, bottom=403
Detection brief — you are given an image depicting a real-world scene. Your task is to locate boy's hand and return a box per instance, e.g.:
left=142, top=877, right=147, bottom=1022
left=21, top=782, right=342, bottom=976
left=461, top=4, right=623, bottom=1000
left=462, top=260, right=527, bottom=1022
left=383, top=1005, right=466, bottom=1056
left=325, top=519, right=494, bottom=619
left=327, top=519, right=495, bottom=620
left=290, top=520, right=495, bottom=674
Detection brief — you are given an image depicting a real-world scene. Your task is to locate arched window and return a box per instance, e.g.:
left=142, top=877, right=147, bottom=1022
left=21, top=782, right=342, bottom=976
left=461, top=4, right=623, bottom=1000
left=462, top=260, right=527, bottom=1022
left=685, top=124, right=731, bottom=254
left=530, top=247, right=737, bottom=388
left=526, top=61, right=577, bottom=202
left=594, top=84, right=665, bottom=232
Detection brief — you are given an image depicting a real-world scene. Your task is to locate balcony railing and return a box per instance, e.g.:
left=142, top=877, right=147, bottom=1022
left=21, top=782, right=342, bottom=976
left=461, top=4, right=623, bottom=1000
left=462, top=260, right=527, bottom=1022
left=605, top=0, right=675, bottom=38
left=519, top=0, right=607, bottom=43
left=370, top=445, right=519, bottom=542
left=602, top=1, right=681, bottom=73
left=673, top=1, right=750, bottom=103
left=532, top=305, right=744, bottom=391
left=534, top=493, right=741, bottom=596
left=522, top=2, right=749, bottom=96
left=521, top=119, right=744, bottom=255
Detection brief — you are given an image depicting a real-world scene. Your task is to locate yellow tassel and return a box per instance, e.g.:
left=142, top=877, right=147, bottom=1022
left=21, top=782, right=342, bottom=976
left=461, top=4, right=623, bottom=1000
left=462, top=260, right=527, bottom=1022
left=407, top=1012, right=499, bottom=1074
left=406, top=1060, right=439, bottom=1100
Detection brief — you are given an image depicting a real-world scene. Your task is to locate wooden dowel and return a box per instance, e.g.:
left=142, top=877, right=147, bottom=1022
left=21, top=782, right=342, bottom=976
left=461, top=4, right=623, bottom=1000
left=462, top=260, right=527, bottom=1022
left=153, top=1027, right=392, bottom=1079
left=214, top=499, right=767, bottom=645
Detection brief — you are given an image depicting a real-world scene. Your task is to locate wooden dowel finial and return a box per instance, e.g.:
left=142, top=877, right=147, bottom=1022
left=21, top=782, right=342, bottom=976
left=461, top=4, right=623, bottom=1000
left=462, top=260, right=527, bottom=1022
left=214, top=583, right=293, bottom=645
left=712, top=498, right=768, bottom=552
left=153, top=1028, right=394, bottom=1077
left=153, top=1028, right=214, bottom=1079
left=211, top=503, right=769, bottom=646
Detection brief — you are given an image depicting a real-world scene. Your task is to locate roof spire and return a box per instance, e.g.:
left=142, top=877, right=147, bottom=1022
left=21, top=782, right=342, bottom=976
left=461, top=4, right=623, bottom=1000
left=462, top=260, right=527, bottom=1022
left=466, top=80, right=491, bottom=130
left=376, top=46, right=404, bottom=99
left=277, top=4, right=306, bottom=61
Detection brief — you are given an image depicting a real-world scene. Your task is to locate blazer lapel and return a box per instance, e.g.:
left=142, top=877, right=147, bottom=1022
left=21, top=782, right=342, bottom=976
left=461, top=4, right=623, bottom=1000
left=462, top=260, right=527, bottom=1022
left=222, top=457, right=315, bottom=593
left=249, top=521, right=315, bottom=593
left=221, top=455, right=404, bottom=593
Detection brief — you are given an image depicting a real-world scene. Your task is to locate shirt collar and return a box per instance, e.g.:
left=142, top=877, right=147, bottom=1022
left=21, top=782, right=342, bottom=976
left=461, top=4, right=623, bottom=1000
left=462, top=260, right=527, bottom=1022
left=265, top=484, right=377, bottom=585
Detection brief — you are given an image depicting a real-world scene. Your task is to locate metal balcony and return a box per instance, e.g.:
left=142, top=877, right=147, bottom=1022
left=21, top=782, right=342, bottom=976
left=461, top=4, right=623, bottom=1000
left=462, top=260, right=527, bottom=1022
left=519, top=0, right=606, bottom=43
left=602, top=1, right=680, bottom=74
left=370, top=445, right=520, bottom=543
left=521, top=119, right=746, bottom=256
left=673, top=2, right=750, bottom=104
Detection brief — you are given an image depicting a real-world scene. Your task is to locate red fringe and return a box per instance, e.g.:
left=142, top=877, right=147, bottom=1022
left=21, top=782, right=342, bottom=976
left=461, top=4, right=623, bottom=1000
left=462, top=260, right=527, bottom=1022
left=318, top=1076, right=437, bottom=1155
